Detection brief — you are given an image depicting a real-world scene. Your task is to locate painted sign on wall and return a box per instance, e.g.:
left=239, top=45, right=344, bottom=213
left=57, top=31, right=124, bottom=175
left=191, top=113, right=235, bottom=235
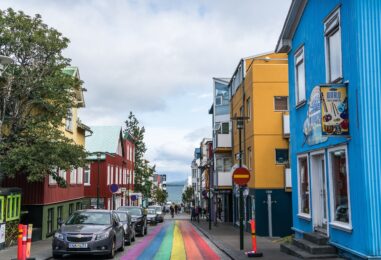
left=321, top=86, right=349, bottom=135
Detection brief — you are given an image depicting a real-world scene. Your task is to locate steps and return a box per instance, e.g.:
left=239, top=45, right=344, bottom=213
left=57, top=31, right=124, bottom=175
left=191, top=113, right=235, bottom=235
left=280, top=232, right=339, bottom=259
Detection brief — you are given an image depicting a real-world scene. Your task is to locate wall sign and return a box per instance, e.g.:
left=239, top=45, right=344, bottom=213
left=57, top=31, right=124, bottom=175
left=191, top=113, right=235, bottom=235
left=321, top=86, right=349, bottom=135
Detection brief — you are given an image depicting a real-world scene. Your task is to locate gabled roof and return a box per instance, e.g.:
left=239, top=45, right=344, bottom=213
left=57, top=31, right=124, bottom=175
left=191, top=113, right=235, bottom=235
left=275, top=0, right=307, bottom=53
left=62, top=66, right=86, bottom=108
left=86, top=126, right=123, bottom=154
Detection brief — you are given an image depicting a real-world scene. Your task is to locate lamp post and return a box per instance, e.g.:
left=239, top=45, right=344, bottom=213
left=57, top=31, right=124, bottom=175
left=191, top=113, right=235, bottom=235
left=96, top=152, right=101, bottom=209
left=232, top=116, right=249, bottom=251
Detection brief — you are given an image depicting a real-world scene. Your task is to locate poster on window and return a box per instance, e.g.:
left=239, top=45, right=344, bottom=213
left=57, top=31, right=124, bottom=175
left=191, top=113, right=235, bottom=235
left=321, top=86, right=349, bottom=135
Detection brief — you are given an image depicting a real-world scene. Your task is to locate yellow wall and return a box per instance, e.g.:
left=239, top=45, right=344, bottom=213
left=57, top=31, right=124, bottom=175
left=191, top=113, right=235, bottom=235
left=231, top=53, right=289, bottom=189
left=58, top=105, right=86, bottom=147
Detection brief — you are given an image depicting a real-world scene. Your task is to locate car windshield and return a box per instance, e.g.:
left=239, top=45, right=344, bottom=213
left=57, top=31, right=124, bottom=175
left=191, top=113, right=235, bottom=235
left=126, top=208, right=142, bottom=216
left=66, top=212, right=111, bottom=225
left=115, top=212, right=127, bottom=222
left=147, top=209, right=156, bottom=214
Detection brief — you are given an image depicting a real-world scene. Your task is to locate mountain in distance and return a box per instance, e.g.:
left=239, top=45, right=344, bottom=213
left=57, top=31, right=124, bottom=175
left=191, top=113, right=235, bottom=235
left=166, top=180, right=186, bottom=186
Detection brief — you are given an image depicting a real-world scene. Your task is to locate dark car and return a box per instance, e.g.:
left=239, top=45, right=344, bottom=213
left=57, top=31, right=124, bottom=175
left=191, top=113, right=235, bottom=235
left=114, top=211, right=135, bottom=245
left=146, top=208, right=159, bottom=225
left=52, top=210, right=125, bottom=259
left=148, top=205, right=164, bottom=223
left=118, top=206, right=147, bottom=236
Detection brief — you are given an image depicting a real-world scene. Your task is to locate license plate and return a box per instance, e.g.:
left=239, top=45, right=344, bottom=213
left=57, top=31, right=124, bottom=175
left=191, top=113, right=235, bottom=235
left=68, top=243, right=88, bottom=248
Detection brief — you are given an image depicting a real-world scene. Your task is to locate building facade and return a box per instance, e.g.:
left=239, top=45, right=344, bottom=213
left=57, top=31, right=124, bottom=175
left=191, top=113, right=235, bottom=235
left=85, top=126, right=136, bottom=210
left=277, top=0, right=381, bottom=258
left=230, top=53, right=292, bottom=236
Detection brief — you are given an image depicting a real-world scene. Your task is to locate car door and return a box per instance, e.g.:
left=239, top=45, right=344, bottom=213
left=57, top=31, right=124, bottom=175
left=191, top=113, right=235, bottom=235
left=113, top=213, right=124, bottom=247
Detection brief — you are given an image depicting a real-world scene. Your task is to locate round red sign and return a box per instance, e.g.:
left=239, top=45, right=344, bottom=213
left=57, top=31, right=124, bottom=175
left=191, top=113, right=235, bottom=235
left=233, top=167, right=250, bottom=186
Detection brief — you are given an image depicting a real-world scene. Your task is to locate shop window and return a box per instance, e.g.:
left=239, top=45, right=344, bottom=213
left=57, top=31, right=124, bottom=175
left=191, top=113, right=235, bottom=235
left=57, top=206, right=63, bottom=226
left=69, top=203, right=74, bottom=216
left=275, top=149, right=289, bottom=164
left=329, top=147, right=351, bottom=227
left=325, top=8, right=342, bottom=83
left=274, top=96, right=289, bottom=111
left=294, top=46, right=306, bottom=105
left=6, top=194, right=21, bottom=221
left=47, top=208, right=54, bottom=235
left=298, top=155, right=310, bottom=216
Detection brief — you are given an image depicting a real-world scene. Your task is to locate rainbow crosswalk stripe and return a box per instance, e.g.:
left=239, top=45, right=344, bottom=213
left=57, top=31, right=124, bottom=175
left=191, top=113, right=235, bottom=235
left=122, top=220, right=220, bottom=260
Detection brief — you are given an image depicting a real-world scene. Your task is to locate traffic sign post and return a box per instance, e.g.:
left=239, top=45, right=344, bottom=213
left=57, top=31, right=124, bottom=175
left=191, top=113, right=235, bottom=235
left=233, top=167, right=250, bottom=186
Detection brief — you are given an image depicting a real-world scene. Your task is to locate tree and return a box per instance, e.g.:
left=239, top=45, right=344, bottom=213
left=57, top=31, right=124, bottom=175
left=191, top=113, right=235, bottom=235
left=182, top=186, right=194, bottom=206
left=152, top=186, right=168, bottom=204
left=0, top=9, right=87, bottom=185
left=124, top=112, right=151, bottom=194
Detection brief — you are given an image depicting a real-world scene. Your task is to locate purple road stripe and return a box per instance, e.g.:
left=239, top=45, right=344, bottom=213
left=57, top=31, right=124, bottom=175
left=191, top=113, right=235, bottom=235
left=121, top=224, right=164, bottom=260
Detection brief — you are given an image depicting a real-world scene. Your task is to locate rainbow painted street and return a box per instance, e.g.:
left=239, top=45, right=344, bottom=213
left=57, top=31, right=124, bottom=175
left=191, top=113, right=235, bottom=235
left=122, top=220, right=221, bottom=260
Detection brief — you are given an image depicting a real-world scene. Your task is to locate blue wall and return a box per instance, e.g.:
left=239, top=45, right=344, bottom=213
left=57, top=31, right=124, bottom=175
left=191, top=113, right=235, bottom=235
left=288, top=0, right=381, bottom=257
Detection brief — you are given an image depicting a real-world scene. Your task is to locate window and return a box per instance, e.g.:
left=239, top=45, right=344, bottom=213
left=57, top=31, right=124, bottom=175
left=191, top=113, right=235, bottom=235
left=70, top=168, right=76, bottom=184
left=115, top=166, right=119, bottom=184
left=76, top=202, right=82, bottom=210
left=325, top=8, right=342, bottom=83
left=77, top=167, right=83, bottom=184
left=275, top=149, right=289, bottom=164
left=274, top=96, right=289, bottom=111
left=247, top=147, right=252, bottom=170
left=6, top=194, right=21, bottom=221
left=69, top=203, right=74, bottom=216
left=57, top=206, right=63, bottom=226
left=84, top=165, right=90, bottom=186
left=49, top=170, right=57, bottom=185
left=216, top=122, right=229, bottom=134
left=119, top=167, right=122, bottom=185
left=216, top=157, right=232, bottom=172
left=328, top=146, right=351, bottom=226
left=215, top=96, right=222, bottom=106
left=47, top=208, right=54, bottom=235
left=294, top=47, right=306, bottom=105
left=65, top=108, right=73, bottom=131
left=59, top=169, right=67, bottom=181
left=0, top=197, right=4, bottom=223
left=298, top=155, right=310, bottom=216
left=107, top=165, right=111, bottom=185
left=246, top=97, right=251, bottom=119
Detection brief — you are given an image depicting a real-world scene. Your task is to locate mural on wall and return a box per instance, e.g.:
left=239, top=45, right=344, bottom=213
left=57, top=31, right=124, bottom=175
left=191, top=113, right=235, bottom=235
left=303, top=86, right=328, bottom=145
left=321, top=86, right=349, bottom=135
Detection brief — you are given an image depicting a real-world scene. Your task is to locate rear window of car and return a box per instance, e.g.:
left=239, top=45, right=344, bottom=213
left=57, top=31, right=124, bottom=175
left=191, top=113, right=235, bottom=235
left=66, top=212, right=111, bottom=225
left=147, top=209, right=156, bottom=214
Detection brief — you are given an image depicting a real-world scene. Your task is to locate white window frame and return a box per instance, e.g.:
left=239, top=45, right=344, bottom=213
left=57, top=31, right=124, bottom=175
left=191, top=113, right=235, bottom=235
left=107, top=164, right=111, bottom=185
left=77, top=167, right=83, bottom=184
left=294, top=46, right=306, bottom=106
left=324, top=8, right=342, bottom=83
left=49, top=168, right=57, bottom=185
left=115, top=166, right=118, bottom=184
left=84, top=165, right=91, bottom=186
left=327, top=145, right=352, bottom=231
left=119, top=167, right=122, bottom=185
left=59, top=169, right=67, bottom=181
left=70, top=168, right=76, bottom=184
left=297, top=154, right=311, bottom=219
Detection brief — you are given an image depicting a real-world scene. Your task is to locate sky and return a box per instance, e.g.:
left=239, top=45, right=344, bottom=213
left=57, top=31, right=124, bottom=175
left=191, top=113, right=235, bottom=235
left=0, top=0, right=291, bottom=182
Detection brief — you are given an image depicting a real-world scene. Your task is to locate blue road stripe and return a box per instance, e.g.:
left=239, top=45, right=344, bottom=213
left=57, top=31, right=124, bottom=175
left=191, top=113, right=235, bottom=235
left=138, top=222, right=170, bottom=260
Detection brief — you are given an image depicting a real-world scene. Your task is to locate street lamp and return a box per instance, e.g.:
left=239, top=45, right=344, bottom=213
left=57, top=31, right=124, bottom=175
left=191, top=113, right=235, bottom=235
left=96, top=152, right=101, bottom=209
left=232, top=116, right=249, bottom=251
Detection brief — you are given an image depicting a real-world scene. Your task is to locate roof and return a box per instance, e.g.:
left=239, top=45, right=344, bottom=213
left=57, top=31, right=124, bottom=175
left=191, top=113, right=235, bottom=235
left=85, top=126, right=122, bottom=154
left=213, top=77, right=231, bottom=84
left=62, top=66, right=79, bottom=77
left=62, top=66, right=86, bottom=108
left=275, top=0, right=307, bottom=53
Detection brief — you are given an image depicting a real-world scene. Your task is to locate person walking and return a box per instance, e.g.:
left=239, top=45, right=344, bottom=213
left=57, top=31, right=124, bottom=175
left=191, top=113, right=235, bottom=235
left=170, top=205, right=175, bottom=218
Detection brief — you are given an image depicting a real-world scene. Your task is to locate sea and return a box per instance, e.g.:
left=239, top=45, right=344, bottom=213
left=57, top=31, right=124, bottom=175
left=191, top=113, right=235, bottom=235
left=166, top=184, right=184, bottom=204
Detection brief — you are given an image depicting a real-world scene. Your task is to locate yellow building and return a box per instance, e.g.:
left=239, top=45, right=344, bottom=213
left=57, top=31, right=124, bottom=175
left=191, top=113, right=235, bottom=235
left=230, top=52, right=292, bottom=236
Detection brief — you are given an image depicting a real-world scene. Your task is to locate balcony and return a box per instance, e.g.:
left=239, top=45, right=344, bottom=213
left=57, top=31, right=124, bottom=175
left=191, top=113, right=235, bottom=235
left=283, top=113, right=290, bottom=138
left=285, top=168, right=291, bottom=191
left=214, top=134, right=232, bottom=153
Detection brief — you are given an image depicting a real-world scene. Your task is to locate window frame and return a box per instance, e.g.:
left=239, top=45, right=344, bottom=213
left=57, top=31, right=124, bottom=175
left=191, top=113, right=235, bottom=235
left=70, top=168, right=76, bottom=184
left=327, top=145, right=352, bottom=231
left=6, top=194, right=21, bottom=221
left=57, top=206, right=63, bottom=226
left=77, top=167, right=83, bottom=184
left=246, top=97, right=251, bottom=120
left=324, top=7, right=343, bottom=83
left=84, top=165, right=91, bottom=186
left=274, top=96, right=289, bottom=111
left=65, top=108, right=73, bottom=132
left=69, top=203, right=74, bottom=216
left=47, top=208, right=54, bottom=235
left=297, top=154, right=311, bottom=219
left=294, top=46, right=306, bottom=107
left=275, top=149, right=289, bottom=165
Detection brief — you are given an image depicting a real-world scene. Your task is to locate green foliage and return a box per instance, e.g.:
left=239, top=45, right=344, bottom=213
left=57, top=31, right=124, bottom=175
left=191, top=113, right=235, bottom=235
left=182, top=186, right=194, bottom=204
left=152, top=186, right=168, bottom=204
left=0, top=8, right=87, bottom=185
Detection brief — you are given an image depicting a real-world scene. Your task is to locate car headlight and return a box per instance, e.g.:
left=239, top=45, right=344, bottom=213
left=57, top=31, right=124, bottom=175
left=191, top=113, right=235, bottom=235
left=95, top=232, right=109, bottom=241
left=54, top=232, right=64, bottom=240
left=131, top=218, right=137, bottom=222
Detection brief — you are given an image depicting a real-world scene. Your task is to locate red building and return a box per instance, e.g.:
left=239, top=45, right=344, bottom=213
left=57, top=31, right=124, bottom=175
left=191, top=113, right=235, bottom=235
left=84, top=126, right=136, bottom=210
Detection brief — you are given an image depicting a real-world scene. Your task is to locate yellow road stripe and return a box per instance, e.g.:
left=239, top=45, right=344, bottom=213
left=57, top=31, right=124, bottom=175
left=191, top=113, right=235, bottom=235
left=171, top=221, right=186, bottom=260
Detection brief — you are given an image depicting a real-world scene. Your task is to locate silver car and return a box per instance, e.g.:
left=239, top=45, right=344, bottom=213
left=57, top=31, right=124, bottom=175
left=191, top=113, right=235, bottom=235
left=148, top=206, right=164, bottom=222
left=52, top=210, right=125, bottom=259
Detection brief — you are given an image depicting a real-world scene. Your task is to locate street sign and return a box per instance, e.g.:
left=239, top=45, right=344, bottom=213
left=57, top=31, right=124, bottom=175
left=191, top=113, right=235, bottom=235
left=131, top=195, right=138, bottom=201
left=110, top=184, right=118, bottom=193
left=233, top=167, right=250, bottom=185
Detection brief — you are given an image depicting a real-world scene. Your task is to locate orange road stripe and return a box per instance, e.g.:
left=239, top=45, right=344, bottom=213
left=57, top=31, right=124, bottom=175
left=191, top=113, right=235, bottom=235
left=178, top=221, right=203, bottom=259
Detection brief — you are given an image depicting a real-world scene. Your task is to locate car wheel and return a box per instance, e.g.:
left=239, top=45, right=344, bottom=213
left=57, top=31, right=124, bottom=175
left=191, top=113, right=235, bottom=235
left=107, top=238, right=116, bottom=259
left=52, top=253, right=62, bottom=259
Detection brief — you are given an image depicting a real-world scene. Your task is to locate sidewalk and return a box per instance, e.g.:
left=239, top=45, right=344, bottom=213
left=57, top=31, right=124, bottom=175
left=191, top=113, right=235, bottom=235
left=191, top=218, right=298, bottom=260
left=0, top=237, right=52, bottom=260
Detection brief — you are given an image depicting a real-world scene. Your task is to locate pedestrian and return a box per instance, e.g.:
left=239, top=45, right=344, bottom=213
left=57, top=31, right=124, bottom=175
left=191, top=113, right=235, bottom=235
left=174, top=204, right=178, bottom=214
left=191, top=206, right=195, bottom=221
left=170, top=205, right=174, bottom=218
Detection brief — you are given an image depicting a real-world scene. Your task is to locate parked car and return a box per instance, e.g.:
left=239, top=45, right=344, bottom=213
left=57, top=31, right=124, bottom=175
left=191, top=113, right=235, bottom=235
left=146, top=208, right=159, bottom=225
left=114, top=211, right=135, bottom=245
left=52, top=210, right=125, bottom=259
left=148, top=205, right=164, bottom=222
left=118, top=206, right=147, bottom=236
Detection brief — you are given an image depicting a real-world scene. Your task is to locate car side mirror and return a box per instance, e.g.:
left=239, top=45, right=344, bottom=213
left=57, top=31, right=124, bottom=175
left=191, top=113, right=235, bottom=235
left=58, top=218, right=63, bottom=226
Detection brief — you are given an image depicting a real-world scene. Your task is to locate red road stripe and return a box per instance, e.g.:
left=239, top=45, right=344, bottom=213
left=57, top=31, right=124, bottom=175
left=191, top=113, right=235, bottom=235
left=182, top=222, right=220, bottom=260
left=179, top=221, right=203, bottom=259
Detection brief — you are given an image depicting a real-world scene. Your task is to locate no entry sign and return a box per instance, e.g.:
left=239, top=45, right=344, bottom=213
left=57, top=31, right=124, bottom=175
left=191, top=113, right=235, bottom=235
left=233, top=167, right=250, bottom=186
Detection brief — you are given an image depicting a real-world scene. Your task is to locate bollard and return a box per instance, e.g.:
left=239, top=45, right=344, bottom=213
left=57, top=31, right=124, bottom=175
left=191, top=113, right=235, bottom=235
left=17, top=224, right=23, bottom=260
left=245, top=219, right=263, bottom=257
left=21, top=224, right=27, bottom=260
left=25, top=224, right=33, bottom=258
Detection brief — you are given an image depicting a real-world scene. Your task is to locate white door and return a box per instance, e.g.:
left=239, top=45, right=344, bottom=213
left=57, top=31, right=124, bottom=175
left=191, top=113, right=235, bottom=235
left=311, top=154, right=328, bottom=234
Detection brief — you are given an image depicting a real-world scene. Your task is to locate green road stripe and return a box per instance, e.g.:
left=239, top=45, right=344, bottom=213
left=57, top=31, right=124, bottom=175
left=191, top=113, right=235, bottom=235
left=154, top=222, right=175, bottom=260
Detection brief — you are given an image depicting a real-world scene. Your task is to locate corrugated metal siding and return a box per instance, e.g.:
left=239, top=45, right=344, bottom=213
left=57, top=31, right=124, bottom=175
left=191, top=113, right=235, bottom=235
left=356, top=0, right=381, bottom=255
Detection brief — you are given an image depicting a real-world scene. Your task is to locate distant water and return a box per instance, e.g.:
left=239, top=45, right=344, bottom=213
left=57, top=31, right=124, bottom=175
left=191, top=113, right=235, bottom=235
left=166, top=185, right=184, bottom=204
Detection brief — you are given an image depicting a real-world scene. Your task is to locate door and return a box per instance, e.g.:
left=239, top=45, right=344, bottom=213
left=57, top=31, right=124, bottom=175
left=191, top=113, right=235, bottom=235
left=311, top=153, right=328, bottom=235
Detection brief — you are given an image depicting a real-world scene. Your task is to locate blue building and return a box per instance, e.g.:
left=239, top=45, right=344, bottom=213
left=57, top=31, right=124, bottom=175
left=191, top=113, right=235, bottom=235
left=277, top=0, right=381, bottom=258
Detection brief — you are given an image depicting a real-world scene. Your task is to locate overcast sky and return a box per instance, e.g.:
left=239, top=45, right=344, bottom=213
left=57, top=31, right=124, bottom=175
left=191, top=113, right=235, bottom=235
left=1, top=0, right=291, bottom=182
